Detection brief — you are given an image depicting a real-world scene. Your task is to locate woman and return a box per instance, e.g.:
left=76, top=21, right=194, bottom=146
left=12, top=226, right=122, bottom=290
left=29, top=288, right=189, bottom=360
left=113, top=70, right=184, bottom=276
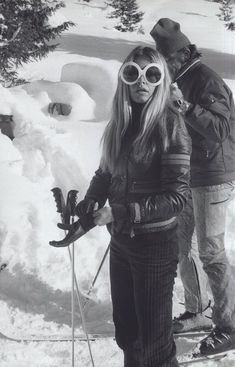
left=76, top=46, right=191, bottom=367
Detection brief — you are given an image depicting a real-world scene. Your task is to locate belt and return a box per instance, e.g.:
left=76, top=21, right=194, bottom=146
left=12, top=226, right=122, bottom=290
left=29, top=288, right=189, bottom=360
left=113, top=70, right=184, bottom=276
left=127, top=216, right=177, bottom=237
left=134, top=216, right=176, bottom=230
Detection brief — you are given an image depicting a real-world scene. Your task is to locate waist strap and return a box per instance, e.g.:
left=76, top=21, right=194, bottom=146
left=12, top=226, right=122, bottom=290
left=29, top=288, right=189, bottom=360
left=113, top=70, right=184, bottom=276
left=135, top=216, right=176, bottom=230
left=128, top=216, right=177, bottom=237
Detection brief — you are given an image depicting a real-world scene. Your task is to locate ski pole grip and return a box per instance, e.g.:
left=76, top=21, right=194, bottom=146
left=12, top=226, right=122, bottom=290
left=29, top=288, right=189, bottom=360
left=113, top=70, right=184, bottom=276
left=67, top=190, right=79, bottom=217
left=51, top=187, right=65, bottom=215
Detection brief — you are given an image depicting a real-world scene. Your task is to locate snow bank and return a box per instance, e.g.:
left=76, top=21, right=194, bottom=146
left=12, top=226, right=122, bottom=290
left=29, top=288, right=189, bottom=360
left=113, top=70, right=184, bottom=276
left=21, top=80, right=96, bottom=121
left=61, top=60, right=119, bottom=120
left=0, top=80, right=112, bottom=341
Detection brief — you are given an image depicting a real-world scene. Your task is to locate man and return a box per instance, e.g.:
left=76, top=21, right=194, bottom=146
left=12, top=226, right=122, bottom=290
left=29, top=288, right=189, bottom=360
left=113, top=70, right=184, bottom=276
left=150, top=18, right=235, bottom=356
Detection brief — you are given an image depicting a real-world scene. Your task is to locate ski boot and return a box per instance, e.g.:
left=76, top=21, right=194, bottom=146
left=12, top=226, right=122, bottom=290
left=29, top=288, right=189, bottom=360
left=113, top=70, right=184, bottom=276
left=173, top=301, right=213, bottom=333
left=193, top=326, right=235, bottom=357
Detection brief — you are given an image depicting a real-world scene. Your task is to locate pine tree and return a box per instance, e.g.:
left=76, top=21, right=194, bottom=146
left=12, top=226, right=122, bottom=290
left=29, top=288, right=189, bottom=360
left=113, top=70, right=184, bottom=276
left=217, top=0, right=235, bottom=30
left=0, top=0, right=74, bottom=86
left=217, top=0, right=233, bottom=21
left=106, top=0, right=144, bottom=32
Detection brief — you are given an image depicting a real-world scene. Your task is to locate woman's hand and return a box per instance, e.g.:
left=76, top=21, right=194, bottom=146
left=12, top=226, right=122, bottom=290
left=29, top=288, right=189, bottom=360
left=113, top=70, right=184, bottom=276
left=93, top=207, right=114, bottom=226
left=76, top=198, right=98, bottom=217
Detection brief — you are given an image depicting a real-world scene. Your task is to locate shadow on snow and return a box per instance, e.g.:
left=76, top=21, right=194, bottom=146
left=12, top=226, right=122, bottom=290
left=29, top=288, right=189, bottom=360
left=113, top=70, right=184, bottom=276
left=57, top=33, right=235, bottom=80
left=0, top=266, right=113, bottom=334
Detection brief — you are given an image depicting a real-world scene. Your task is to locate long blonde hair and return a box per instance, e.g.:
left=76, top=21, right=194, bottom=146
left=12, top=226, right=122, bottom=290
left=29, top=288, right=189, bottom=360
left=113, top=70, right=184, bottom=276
left=101, top=46, right=175, bottom=172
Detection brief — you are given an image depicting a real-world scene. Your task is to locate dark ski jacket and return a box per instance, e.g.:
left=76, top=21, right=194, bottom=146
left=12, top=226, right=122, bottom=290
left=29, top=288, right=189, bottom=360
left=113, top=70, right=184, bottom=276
left=84, top=107, right=191, bottom=237
left=176, top=59, right=235, bottom=187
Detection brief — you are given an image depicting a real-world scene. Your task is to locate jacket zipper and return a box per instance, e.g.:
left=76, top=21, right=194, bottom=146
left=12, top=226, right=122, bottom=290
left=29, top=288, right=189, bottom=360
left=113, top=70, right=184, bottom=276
left=125, top=149, right=135, bottom=237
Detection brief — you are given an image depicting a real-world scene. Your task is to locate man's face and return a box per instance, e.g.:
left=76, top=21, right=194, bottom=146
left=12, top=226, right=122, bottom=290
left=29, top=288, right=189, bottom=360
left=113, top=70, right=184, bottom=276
left=162, top=50, right=186, bottom=81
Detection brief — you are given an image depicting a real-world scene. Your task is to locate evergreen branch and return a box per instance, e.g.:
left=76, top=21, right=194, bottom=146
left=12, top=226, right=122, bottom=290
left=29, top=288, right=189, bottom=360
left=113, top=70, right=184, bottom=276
left=0, top=0, right=75, bottom=85
left=0, top=24, right=22, bottom=47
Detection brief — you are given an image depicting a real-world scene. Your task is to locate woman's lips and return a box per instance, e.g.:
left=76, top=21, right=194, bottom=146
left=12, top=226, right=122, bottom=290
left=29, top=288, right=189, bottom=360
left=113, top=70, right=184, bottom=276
left=136, top=89, right=148, bottom=93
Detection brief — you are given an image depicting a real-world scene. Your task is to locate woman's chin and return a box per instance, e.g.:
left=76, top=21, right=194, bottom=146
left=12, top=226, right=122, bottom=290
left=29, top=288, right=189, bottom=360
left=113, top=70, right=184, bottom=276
left=131, top=94, right=150, bottom=104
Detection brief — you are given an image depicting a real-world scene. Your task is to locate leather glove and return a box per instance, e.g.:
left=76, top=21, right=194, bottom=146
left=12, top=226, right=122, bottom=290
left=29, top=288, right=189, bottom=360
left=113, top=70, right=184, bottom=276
left=75, top=198, right=97, bottom=218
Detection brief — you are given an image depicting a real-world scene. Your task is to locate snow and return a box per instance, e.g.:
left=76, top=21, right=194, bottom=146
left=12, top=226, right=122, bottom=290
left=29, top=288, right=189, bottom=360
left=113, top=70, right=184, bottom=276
left=61, top=60, right=119, bottom=120
left=0, top=0, right=235, bottom=366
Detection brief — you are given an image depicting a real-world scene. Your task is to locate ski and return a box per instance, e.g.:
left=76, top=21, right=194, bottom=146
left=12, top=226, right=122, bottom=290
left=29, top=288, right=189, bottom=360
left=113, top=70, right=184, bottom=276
left=174, top=330, right=210, bottom=339
left=0, top=331, right=114, bottom=343
left=179, top=349, right=235, bottom=365
left=2, top=330, right=234, bottom=365
left=0, top=330, right=210, bottom=343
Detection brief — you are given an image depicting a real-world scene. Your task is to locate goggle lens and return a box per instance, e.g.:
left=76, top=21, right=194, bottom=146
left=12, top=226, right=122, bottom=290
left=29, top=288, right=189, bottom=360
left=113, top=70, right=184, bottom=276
left=146, top=66, right=162, bottom=84
left=122, top=65, right=139, bottom=83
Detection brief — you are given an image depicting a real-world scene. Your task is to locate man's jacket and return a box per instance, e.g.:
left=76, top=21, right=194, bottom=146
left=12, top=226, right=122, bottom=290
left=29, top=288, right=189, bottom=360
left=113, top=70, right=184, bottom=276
left=176, top=59, right=235, bottom=187
left=84, top=109, right=191, bottom=236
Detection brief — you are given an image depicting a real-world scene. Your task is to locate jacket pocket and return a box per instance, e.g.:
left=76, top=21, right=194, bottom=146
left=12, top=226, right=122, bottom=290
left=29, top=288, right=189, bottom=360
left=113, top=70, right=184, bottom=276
left=192, top=140, right=225, bottom=173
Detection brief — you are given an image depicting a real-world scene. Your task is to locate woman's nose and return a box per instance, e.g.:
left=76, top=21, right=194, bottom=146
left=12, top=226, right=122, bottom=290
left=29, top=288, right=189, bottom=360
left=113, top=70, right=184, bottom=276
left=137, top=75, right=146, bottom=86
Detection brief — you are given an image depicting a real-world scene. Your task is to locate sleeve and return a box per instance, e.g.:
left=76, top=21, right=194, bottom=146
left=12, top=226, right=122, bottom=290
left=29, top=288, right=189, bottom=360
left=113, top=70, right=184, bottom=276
left=184, top=79, right=232, bottom=143
left=85, top=167, right=111, bottom=208
left=129, top=118, right=191, bottom=223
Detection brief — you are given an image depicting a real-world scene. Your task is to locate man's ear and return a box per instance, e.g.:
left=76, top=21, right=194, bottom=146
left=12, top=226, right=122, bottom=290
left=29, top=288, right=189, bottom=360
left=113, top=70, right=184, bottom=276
left=182, top=47, right=191, bottom=62
left=177, top=47, right=190, bottom=65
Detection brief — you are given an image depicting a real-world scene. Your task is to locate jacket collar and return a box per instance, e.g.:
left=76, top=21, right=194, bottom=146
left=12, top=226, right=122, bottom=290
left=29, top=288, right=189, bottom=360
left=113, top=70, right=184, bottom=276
left=174, top=58, right=201, bottom=82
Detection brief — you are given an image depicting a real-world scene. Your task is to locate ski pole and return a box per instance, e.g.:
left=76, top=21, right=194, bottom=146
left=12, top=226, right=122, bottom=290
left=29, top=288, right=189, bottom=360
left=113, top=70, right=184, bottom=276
left=83, top=244, right=110, bottom=310
left=71, top=232, right=75, bottom=367
left=65, top=191, right=78, bottom=367
left=51, top=188, right=95, bottom=367
left=66, top=190, right=95, bottom=367
left=68, top=221, right=95, bottom=366
left=68, top=245, right=96, bottom=367
left=51, top=189, right=85, bottom=306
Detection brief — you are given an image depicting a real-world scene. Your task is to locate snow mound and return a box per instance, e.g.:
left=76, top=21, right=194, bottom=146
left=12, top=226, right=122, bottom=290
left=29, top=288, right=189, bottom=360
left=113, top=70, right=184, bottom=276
left=61, top=60, right=119, bottom=120
left=21, top=80, right=96, bottom=122
left=0, top=132, right=22, bottom=163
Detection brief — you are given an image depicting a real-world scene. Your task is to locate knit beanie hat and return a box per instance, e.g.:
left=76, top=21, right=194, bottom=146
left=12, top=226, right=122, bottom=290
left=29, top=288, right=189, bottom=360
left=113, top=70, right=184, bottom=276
left=150, top=18, right=191, bottom=56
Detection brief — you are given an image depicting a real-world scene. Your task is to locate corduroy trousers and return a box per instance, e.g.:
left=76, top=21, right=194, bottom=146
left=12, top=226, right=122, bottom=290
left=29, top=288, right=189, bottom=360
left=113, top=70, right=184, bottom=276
left=109, top=226, right=179, bottom=367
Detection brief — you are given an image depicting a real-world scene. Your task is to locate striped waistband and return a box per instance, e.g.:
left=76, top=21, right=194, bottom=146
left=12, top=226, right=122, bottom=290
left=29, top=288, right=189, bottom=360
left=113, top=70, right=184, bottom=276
left=125, top=216, right=177, bottom=237
left=135, top=216, right=176, bottom=230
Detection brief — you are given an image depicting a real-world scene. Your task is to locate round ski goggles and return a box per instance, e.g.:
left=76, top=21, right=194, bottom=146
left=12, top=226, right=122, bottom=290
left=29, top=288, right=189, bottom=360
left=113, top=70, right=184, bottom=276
left=120, top=61, right=164, bottom=86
